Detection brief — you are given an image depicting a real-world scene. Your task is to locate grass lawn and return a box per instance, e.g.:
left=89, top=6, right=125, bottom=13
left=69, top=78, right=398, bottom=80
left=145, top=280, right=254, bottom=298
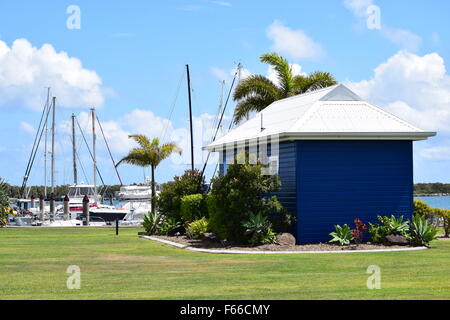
left=1, top=227, right=449, bottom=300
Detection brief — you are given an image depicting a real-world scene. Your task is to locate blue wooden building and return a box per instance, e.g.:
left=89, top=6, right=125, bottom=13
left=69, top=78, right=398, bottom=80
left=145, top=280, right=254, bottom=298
left=205, top=84, right=436, bottom=243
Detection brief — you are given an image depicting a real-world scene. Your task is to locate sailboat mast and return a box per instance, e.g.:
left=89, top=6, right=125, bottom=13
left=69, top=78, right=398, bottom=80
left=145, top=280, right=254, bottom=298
left=44, top=88, right=50, bottom=198
left=72, top=114, right=78, bottom=185
left=51, top=96, right=56, bottom=193
left=91, top=108, right=97, bottom=202
left=186, top=64, right=194, bottom=170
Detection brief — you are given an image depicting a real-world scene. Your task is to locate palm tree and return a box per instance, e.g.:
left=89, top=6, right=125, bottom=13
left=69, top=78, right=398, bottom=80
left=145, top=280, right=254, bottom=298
left=233, top=52, right=337, bottom=123
left=116, top=135, right=181, bottom=213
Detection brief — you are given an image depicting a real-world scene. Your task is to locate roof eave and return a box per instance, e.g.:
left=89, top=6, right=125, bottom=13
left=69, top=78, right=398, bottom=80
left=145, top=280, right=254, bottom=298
left=203, top=131, right=437, bottom=152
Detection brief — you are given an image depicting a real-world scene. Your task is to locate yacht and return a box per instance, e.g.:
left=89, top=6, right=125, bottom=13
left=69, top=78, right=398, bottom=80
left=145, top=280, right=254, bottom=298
left=117, top=185, right=152, bottom=201
left=67, top=184, right=100, bottom=213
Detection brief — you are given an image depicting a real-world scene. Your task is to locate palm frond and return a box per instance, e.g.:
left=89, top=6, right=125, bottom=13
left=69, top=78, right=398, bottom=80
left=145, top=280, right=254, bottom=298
left=233, top=75, right=280, bottom=101
left=129, top=135, right=151, bottom=150
left=116, top=148, right=149, bottom=168
left=260, top=52, right=293, bottom=96
left=233, top=96, right=273, bottom=124
left=293, top=71, right=337, bottom=93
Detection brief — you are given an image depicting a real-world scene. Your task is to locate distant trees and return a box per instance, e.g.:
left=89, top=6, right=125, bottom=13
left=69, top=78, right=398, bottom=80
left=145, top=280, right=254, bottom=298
left=414, top=183, right=450, bottom=195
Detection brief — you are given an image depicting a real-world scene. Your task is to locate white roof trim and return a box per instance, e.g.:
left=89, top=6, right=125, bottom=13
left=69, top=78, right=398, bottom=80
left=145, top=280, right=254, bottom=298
left=204, top=132, right=436, bottom=151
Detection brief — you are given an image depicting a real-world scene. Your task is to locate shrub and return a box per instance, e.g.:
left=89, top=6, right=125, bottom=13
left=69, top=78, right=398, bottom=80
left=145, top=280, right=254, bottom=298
left=352, top=219, right=367, bottom=244
left=432, top=208, right=450, bottom=238
left=156, top=170, right=205, bottom=222
left=186, top=217, right=209, bottom=239
left=242, top=213, right=277, bottom=246
left=414, top=199, right=434, bottom=219
left=0, top=179, right=9, bottom=228
left=160, top=217, right=181, bottom=236
left=329, top=224, right=353, bottom=246
left=208, top=162, right=283, bottom=242
left=180, top=194, right=207, bottom=222
left=368, top=222, right=387, bottom=244
left=269, top=208, right=296, bottom=233
left=378, top=215, right=409, bottom=236
left=410, top=215, right=438, bottom=247
left=142, top=211, right=162, bottom=235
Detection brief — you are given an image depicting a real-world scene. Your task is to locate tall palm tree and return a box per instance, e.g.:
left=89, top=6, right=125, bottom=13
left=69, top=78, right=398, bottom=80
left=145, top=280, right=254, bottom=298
left=233, top=52, right=337, bottom=123
left=116, top=135, right=181, bottom=213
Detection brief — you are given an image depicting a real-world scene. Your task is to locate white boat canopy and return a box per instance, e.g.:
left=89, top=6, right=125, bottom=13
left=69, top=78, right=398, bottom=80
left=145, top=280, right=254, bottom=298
left=204, top=84, right=436, bottom=152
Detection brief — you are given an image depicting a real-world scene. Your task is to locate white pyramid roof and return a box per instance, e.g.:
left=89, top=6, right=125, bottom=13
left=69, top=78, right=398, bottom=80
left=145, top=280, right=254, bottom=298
left=204, top=84, right=436, bottom=151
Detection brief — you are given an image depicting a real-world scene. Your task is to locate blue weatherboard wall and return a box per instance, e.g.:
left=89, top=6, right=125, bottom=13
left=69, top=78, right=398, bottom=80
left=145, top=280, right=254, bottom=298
left=294, top=140, right=413, bottom=243
left=217, top=140, right=413, bottom=244
left=271, top=142, right=298, bottom=229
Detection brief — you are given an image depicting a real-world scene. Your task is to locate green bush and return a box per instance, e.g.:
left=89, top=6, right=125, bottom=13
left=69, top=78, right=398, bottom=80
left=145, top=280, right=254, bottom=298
left=186, top=217, right=209, bottom=239
left=410, top=215, right=438, bottom=247
left=368, top=222, right=387, bottom=244
left=156, top=170, right=205, bottom=222
left=378, top=215, right=409, bottom=236
left=268, top=206, right=295, bottom=233
left=242, top=213, right=277, bottom=246
left=329, top=224, right=353, bottom=246
left=0, top=179, right=10, bottom=228
left=180, top=194, right=207, bottom=222
left=414, top=200, right=434, bottom=219
left=160, top=218, right=181, bottom=236
left=208, top=162, right=283, bottom=242
left=142, top=211, right=162, bottom=235
left=432, top=208, right=450, bottom=237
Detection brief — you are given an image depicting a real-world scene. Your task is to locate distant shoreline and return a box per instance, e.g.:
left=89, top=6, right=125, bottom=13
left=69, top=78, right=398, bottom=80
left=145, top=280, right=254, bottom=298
left=414, top=194, right=450, bottom=197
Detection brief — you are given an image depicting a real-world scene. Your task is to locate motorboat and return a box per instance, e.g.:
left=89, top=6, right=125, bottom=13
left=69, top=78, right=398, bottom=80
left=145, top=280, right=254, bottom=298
left=116, top=185, right=152, bottom=201
left=67, top=184, right=101, bottom=213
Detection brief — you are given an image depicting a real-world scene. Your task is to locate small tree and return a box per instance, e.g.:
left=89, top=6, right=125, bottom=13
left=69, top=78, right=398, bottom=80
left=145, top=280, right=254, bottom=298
left=433, top=208, right=450, bottom=238
left=116, top=135, right=181, bottom=213
left=414, top=199, right=434, bottom=219
left=156, top=170, right=205, bottom=222
left=208, top=162, right=284, bottom=243
left=0, top=179, right=10, bottom=227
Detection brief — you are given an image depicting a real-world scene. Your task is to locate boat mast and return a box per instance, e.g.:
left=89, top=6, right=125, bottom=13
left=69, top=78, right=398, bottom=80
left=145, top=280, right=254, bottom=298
left=72, top=113, right=78, bottom=185
left=51, top=96, right=56, bottom=193
left=44, top=88, right=50, bottom=198
left=186, top=64, right=194, bottom=170
left=91, top=108, right=98, bottom=202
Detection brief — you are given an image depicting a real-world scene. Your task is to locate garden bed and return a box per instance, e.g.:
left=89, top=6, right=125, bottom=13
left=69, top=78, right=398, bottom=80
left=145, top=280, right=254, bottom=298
left=144, top=234, right=425, bottom=253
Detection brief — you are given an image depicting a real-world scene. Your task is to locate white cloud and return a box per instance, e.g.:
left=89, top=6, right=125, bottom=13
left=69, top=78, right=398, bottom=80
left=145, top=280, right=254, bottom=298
left=0, top=39, right=105, bottom=110
left=211, top=67, right=231, bottom=82
left=344, top=0, right=374, bottom=17
left=344, top=0, right=422, bottom=51
left=210, top=66, right=252, bottom=83
left=381, top=26, right=422, bottom=52
left=210, top=1, right=232, bottom=7
left=266, top=20, right=324, bottom=60
left=61, top=109, right=223, bottom=169
left=420, top=146, right=450, bottom=160
left=19, top=121, right=35, bottom=134
left=347, top=50, right=450, bottom=132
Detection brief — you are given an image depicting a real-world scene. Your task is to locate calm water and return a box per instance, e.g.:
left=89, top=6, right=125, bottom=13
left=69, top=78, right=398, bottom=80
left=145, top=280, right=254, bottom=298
left=415, top=196, right=450, bottom=210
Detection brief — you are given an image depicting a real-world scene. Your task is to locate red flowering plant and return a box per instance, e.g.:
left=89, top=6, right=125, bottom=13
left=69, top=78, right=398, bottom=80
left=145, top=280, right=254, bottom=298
left=352, top=218, right=368, bottom=245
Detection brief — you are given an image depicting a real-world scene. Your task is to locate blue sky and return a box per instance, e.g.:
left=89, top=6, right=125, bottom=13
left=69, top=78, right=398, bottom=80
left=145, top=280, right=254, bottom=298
left=0, top=0, right=450, bottom=186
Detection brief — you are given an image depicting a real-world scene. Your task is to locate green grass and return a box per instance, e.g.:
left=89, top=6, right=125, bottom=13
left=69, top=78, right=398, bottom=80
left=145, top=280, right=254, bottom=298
left=1, top=227, right=449, bottom=300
